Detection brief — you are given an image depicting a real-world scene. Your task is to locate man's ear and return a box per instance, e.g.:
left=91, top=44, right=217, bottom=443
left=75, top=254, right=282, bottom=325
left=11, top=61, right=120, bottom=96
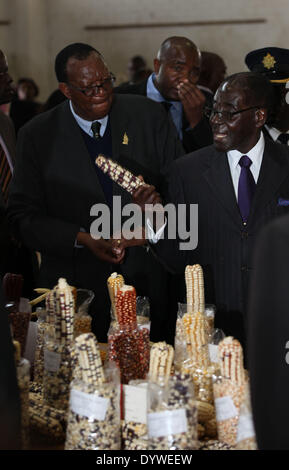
left=255, top=108, right=267, bottom=128
left=153, top=58, right=161, bottom=76
left=58, top=82, right=71, bottom=100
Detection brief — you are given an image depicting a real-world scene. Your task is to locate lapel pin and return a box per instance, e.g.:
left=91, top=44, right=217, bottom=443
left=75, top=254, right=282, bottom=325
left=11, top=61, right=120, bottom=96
left=122, top=132, right=129, bottom=145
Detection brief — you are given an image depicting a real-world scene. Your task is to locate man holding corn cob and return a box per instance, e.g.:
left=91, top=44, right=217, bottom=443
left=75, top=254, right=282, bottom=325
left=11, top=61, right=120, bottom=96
left=135, top=72, right=289, bottom=348
left=7, top=43, right=183, bottom=341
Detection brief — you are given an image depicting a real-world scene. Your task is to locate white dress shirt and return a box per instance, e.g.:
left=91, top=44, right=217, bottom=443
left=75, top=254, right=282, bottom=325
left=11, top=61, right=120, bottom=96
left=227, top=132, right=265, bottom=200
left=265, top=125, right=289, bottom=144
left=146, top=74, right=183, bottom=139
left=69, top=100, right=108, bottom=137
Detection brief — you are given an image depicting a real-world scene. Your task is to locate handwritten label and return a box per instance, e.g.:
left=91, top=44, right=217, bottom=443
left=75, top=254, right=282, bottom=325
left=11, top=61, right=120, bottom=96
left=44, top=349, right=61, bottom=372
left=70, top=389, right=109, bottom=420
left=124, top=384, right=148, bottom=424
left=148, top=409, right=187, bottom=438
left=215, top=396, right=238, bottom=422
left=237, top=414, right=255, bottom=443
left=209, top=344, right=219, bottom=363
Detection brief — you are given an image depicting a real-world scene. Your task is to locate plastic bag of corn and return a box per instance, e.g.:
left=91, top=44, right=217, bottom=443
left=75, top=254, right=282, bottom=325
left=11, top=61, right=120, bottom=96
left=147, top=373, right=198, bottom=450
left=65, top=334, right=121, bottom=450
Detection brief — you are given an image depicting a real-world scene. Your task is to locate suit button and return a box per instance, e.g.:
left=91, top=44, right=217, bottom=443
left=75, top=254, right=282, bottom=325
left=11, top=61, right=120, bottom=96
left=241, top=266, right=247, bottom=271
left=241, top=231, right=248, bottom=239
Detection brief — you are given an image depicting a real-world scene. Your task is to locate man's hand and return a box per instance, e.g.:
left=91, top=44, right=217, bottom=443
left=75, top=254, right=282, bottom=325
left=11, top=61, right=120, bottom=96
left=132, top=182, right=162, bottom=212
left=77, top=232, right=125, bottom=264
left=177, top=79, right=206, bottom=128
left=112, top=227, right=147, bottom=249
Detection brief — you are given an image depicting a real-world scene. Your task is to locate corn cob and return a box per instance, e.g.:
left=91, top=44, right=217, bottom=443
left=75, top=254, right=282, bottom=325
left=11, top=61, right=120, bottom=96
left=109, top=285, right=149, bottom=384
left=116, top=285, right=137, bottom=329
left=196, top=400, right=215, bottom=423
left=149, top=342, right=174, bottom=384
left=29, top=393, right=67, bottom=441
left=197, top=423, right=205, bottom=439
left=74, top=333, right=105, bottom=384
left=218, top=337, right=245, bottom=386
left=185, top=264, right=205, bottom=314
left=95, top=154, right=145, bottom=195
left=107, top=272, right=125, bottom=320
left=204, top=418, right=218, bottom=438
left=182, top=311, right=209, bottom=366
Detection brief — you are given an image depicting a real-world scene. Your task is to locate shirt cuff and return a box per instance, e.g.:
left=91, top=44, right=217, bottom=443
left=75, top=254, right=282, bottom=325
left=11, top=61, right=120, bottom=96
left=146, top=217, right=167, bottom=244
left=74, top=227, right=86, bottom=248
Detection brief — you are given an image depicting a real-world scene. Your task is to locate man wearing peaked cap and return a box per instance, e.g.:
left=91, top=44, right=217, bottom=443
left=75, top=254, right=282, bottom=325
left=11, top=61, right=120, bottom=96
left=245, top=47, right=289, bottom=145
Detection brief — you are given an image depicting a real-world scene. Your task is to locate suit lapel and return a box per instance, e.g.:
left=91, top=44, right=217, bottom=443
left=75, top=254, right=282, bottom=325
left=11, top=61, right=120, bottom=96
left=204, top=149, right=242, bottom=228
left=248, top=139, right=289, bottom=224
left=110, top=94, right=131, bottom=163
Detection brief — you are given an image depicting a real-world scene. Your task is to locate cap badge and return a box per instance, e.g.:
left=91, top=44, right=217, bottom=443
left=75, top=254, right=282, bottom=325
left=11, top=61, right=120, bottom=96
left=262, top=53, right=276, bottom=70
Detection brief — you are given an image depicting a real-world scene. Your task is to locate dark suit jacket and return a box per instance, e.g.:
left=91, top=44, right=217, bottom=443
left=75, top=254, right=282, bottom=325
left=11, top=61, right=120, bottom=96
left=114, top=78, right=213, bottom=153
left=0, top=111, right=16, bottom=277
left=248, top=213, right=289, bottom=449
left=7, top=95, right=183, bottom=341
left=0, top=283, right=21, bottom=449
left=156, top=138, right=289, bottom=345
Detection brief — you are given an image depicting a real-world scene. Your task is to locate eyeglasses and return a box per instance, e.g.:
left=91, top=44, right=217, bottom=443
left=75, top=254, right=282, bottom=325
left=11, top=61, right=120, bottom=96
left=204, top=105, right=261, bottom=122
left=67, top=72, right=115, bottom=97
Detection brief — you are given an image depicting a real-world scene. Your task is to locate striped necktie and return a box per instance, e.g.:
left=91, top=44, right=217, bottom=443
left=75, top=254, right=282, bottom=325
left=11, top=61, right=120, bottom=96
left=0, top=141, right=12, bottom=204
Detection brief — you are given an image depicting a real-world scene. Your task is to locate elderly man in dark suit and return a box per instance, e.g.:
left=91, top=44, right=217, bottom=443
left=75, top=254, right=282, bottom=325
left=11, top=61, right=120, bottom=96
left=134, top=71, right=289, bottom=348
left=8, top=43, right=183, bottom=342
left=115, top=36, right=213, bottom=153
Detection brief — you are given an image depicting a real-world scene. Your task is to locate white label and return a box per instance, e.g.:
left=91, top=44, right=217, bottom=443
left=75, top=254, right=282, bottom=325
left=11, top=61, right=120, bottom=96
left=139, top=323, right=151, bottom=332
left=24, top=321, right=38, bottom=365
left=44, top=349, right=61, bottom=372
left=124, top=384, right=148, bottom=424
left=215, top=396, right=238, bottom=422
left=237, top=414, right=255, bottom=443
left=209, top=344, right=219, bottom=363
left=148, top=409, right=187, bottom=438
left=70, top=389, right=109, bottom=420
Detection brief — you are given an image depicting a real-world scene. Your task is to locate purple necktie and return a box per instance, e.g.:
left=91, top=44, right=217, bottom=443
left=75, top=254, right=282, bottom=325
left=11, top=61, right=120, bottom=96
left=238, top=155, right=256, bottom=224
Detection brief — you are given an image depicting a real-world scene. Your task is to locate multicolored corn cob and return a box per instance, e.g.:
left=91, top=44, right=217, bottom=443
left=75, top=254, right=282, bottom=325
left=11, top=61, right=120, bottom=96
left=95, top=154, right=145, bottom=195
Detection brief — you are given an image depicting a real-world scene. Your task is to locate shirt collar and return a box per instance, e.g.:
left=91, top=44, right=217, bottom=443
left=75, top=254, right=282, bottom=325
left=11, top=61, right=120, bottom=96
left=227, top=132, right=265, bottom=171
left=69, top=100, right=108, bottom=137
left=197, top=85, right=214, bottom=95
left=264, top=125, right=289, bottom=142
left=146, top=73, right=182, bottom=112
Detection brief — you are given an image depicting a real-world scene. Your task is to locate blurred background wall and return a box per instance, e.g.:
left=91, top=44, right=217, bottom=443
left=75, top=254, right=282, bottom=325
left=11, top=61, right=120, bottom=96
left=0, top=0, right=288, bottom=101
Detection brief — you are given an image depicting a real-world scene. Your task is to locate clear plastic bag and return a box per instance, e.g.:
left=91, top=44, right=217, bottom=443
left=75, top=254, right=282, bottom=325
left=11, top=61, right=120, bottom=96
left=236, top=382, right=257, bottom=450
left=34, top=307, right=49, bottom=385
left=74, top=289, right=94, bottom=338
left=108, top=324, right=150, bottom=384
left=9, top=298, right=31, bottom=356
left=213, top=374, right=246, bottom=446
left=29, top=392, right=67, bottom=442
left=147, top=373, right=198, bottom=450
left=65, top=364, right=121, bottom=450
left=43, top=328, right=73, bottom=411
left=17, top=358, right=30, bottom=449
left=204, top=304, right=216, bottom=336
left=208, top=328, right=226, bottom=366
left=136, top=296, right=151, bottom=332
